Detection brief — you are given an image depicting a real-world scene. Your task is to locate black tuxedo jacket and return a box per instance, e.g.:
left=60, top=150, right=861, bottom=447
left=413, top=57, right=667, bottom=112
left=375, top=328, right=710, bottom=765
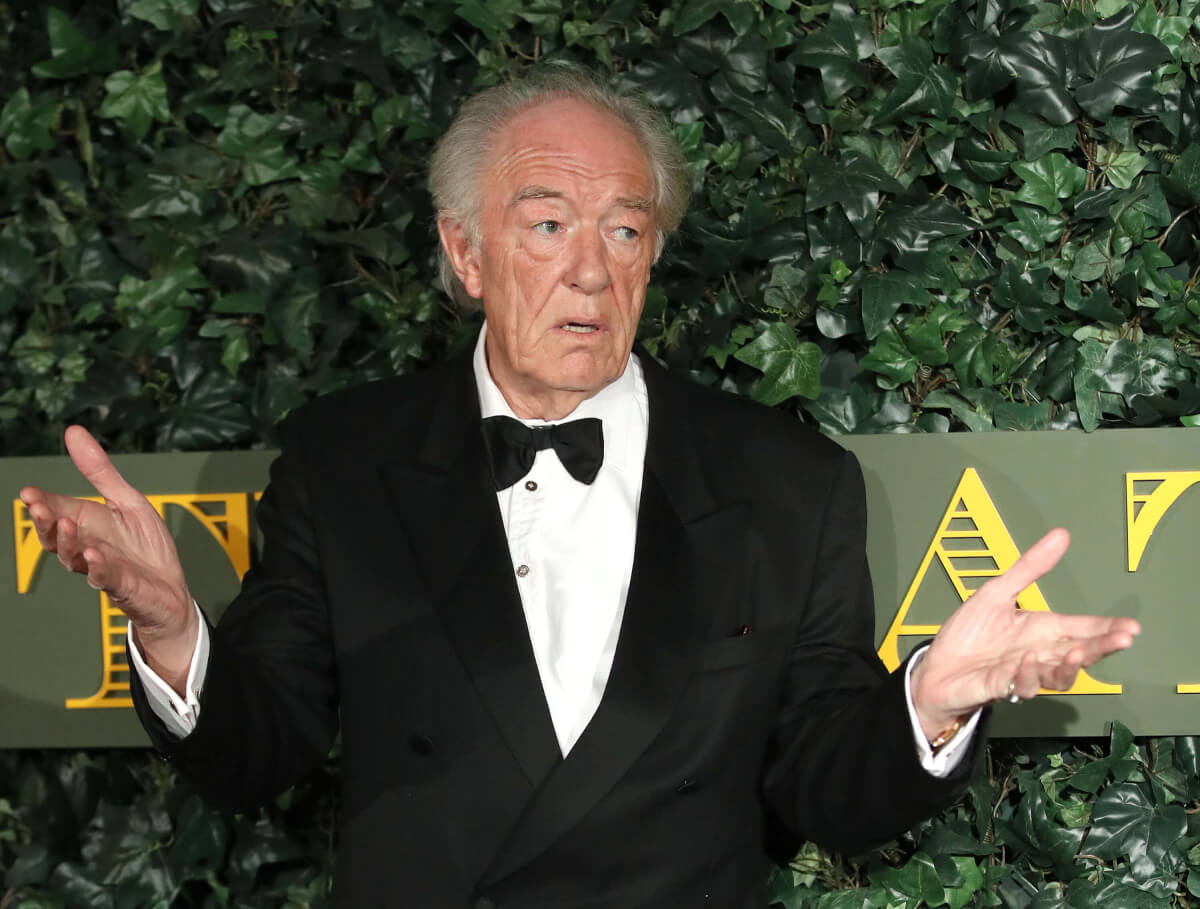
left=132, top=349, right=980, bottom=908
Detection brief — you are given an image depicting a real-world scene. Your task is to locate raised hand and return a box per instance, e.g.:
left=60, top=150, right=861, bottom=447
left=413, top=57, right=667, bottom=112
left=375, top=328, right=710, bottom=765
left=909, top=528, right=1141, bottom=741
left=19, top=425, right=198, bottom=692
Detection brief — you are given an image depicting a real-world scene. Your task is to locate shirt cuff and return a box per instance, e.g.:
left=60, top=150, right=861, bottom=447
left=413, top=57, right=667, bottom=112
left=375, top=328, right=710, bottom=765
left=904, top=644, right=982, bottom=778
left=126, top=602, right=210, bottom=740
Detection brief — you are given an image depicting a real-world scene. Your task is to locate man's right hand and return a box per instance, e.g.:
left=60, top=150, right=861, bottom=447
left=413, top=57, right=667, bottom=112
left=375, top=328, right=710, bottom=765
left=19, top=425, right=197, bottom=695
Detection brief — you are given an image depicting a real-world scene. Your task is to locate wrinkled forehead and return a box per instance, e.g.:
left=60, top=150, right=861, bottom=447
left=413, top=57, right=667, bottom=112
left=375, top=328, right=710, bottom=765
left=482, top=97, right=655, bottom=201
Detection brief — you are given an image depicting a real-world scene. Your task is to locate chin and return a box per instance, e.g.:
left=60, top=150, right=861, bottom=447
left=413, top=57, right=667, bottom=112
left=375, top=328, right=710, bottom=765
left=551, top=356, right=622, bottom=392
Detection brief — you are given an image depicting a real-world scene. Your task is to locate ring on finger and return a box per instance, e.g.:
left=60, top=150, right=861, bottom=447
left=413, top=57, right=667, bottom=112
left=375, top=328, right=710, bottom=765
left=1005, top=680, right=1021, bottom=704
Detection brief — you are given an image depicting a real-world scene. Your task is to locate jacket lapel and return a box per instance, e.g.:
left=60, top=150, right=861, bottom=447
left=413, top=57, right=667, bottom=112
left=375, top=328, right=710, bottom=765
left=380, top=360, right=561, bottom=788
left=478, top=353, right=746, bottom=885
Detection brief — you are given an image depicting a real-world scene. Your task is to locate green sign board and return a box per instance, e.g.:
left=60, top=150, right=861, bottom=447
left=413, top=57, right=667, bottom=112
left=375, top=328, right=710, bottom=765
left=3, top=427, right=1198, bottom=747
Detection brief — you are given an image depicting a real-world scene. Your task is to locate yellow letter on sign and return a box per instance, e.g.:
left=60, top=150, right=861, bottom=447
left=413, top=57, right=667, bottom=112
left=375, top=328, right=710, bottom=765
left=1127, top=471, right=1200, bottom=693
left=11, top=493, right=255, bottom=711
left=878, top=468, right=1120, bottom=695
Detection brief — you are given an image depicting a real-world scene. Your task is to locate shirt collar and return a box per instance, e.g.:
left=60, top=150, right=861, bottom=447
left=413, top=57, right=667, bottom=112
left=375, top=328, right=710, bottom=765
left=472, top=322, right=644, bottom=476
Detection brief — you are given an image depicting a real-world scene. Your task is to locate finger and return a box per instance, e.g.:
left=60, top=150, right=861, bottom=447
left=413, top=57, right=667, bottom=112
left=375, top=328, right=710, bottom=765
left=63, top=425, right=140, bottom=509
left=985, top=528, right=1071, bottom=604
left=1048, top=613, right=1142, bottom=640
left=54, top=517, right=90, bottom=575
left=20, top=491, right=60, bottom=551
left=81, top=547, right=121, bottom=595
left=22, top=488, right=93, bottom=536
left=1011, top=650, right=1042, bottom=700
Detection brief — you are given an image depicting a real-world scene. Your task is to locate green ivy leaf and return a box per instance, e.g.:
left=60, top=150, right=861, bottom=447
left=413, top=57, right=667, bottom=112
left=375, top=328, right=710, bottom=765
left=995, top=400, right=1053, bottom=430
left=805, top=152, right=905, bottom=230
left=454, top=0, right=521, bottom=41
left=157, top=367, right=251, bottom=448
left=763, top=263, right=811, bottom=315
left=0, top=238, right=38, bottom=315
left=792, top=10, right=874, bottom=104
left=0, top=88, right=58, bottom=160
left=673, top=0, right=730, bottom=35
left=733, top=323, right=822, bottom=404
left=168, top=796, right=228, bottom=870
left=216, top=105, right=299, bottom=186
left=31, top=9, right=112, bottom=79
left=1082, top=782, right=1185, bottom=863
left=1131, top=1, right=1190, bottom=53
left=945, top=857, right=984, bottom=909
left=1064, top=281, right=1124, bottom=323
left=126, top=0, right=200, bottom=31
left=99, top=63, right=171, bottom=139
left=1096, top=147, right=1147, bottom=190
left=1069, top=241, right=1112, bottom=281
left=1166, top=144, right=1200, bottom=207
left=1003, top=204, right=1066, bottom=252
left=963, top=31, right=1076, bottom=125
left=875, top=41, right=958, bottom=123
left=221, top=328, right=251, bottom=376
left=993, top=264, right=1059, bottom=331
left=949, top=324, right=998, bottom=387
left=861, top=322, right=919, bottom=385
left=1075, top=11, right=1172, bottom=121
left=1012, top=153, right=1087, bottom=214
left=114, top=266, right=206, bottom=345
left=871, top=852, right=946, bottom=905
left=1098, top=337, right=1190, bottom=401
left=212, top=291, right=266, bottom=315
left=861, top=271, right=927, bottom=339
left=879, top=199, right=979, bottom=255
left=705, top=322, right=756, bottom=369
left=1003, top=31, right=1077, bottom=126
left=1074, top=336, right=1109, bottom=431
left=1006, top=112, right=1077, bottom=161
left=903, top=301, right=969, bottom=366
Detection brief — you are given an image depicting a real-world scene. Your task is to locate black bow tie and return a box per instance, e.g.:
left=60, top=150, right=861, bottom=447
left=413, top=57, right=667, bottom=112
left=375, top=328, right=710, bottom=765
left=480, top=415, right=604, bottom=490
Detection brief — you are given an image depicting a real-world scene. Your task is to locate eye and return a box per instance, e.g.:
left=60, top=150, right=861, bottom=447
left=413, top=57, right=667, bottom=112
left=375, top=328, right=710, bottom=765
left=613, top=226, right=639, bottom=241
left=533, top=220, right=562, bottom=236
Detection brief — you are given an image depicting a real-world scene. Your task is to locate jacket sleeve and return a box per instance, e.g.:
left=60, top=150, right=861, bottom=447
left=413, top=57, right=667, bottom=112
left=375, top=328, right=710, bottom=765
left=759, top=448, right=986, bottom=854
left=130, top=414, right=339, bottom=813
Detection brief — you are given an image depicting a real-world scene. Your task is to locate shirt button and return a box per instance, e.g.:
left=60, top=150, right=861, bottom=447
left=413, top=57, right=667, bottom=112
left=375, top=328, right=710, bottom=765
left=516, top=564, right=530, bottom=577
left=525, top=480, right=538, bottom=491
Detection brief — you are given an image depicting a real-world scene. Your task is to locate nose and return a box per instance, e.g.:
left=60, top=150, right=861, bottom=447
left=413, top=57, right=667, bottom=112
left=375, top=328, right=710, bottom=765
left=566, top=228, right=611, bottom=296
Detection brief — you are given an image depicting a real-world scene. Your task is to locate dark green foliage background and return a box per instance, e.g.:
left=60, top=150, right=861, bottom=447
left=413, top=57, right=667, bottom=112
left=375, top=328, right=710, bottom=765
left=3, top=0, right=1200, bottom=905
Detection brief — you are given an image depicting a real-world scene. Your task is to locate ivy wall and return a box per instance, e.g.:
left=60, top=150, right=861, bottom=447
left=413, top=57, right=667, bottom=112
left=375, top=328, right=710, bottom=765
left=2, top=0, right=1200, bottom=905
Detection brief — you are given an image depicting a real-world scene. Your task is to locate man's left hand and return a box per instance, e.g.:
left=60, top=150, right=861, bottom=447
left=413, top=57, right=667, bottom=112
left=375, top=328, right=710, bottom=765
left=909, top=527, right=1141, bottom=741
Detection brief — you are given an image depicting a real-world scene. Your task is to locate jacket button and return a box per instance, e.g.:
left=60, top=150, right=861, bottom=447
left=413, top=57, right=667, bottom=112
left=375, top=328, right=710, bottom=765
left=676, top=778, right=701, bottom=794
left=409, top=735, right=434, bottom=756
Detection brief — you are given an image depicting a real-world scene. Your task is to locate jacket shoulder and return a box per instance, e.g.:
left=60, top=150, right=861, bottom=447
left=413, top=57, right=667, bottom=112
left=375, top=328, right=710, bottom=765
left=654, top=366, right=850, bottom=470
left=279, top=358, right=468, bottom=456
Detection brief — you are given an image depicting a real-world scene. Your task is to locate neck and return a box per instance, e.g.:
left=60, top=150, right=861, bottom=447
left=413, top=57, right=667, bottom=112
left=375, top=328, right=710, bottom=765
left=497, top=384, right=591, bottom=422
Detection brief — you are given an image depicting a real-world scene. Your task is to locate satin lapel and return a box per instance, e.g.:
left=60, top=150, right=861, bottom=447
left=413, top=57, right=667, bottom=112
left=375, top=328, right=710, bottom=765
left=479, top=355, right=744, bottom=886
left=380, top=361, right=561, bottom=787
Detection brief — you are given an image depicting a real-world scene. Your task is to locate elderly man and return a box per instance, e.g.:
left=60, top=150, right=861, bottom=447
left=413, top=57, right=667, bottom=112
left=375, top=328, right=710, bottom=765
left=21, top=68, right=1138, bottom=907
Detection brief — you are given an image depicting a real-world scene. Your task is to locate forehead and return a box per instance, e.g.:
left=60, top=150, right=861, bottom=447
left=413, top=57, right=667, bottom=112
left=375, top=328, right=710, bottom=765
left=484, top=97, right=654, bottom=201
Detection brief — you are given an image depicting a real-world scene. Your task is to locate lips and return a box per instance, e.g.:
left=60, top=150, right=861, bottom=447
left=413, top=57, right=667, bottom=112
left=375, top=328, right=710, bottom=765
left=560, top=321, right=601, bottom=334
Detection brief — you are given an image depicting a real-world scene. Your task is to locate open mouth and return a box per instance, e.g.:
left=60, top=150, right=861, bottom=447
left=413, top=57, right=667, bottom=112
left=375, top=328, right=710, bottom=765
left=561, top=322, right=600, bottom=334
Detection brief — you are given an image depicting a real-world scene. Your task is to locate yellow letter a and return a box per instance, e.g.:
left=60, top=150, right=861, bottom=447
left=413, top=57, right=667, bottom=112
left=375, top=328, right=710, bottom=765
left=877, top=468, right=1120, bottom=695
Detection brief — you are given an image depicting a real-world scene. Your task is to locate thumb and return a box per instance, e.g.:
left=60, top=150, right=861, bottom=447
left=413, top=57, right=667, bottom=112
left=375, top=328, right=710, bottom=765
left=64, top=426, right=140, bottom=508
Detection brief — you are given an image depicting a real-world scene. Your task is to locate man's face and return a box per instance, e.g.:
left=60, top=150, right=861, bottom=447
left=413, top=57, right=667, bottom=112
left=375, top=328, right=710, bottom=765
left=441, top=97, right=658, bottom=418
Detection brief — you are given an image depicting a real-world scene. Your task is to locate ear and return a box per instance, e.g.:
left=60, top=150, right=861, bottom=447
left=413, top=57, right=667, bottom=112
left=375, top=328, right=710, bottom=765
left=437, top=216, right=483, bottom=300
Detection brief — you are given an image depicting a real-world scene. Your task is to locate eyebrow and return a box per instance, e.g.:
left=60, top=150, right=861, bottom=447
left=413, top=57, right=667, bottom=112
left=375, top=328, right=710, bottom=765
left=509, top=185, right=652, bottom=213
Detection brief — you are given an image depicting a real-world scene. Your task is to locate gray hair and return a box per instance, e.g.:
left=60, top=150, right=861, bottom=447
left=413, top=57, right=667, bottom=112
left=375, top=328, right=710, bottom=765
left=429, top=65, right=691, bottom=308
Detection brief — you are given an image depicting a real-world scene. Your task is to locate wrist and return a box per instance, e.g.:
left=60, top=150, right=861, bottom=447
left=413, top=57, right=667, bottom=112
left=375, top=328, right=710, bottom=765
left=910, top=658, right=967, bottom=743
left=133, top=601, right=198, bottom=696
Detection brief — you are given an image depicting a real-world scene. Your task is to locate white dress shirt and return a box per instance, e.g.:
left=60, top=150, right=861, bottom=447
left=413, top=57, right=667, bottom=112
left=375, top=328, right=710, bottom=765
left=130, top=322, right=978, bottom=769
